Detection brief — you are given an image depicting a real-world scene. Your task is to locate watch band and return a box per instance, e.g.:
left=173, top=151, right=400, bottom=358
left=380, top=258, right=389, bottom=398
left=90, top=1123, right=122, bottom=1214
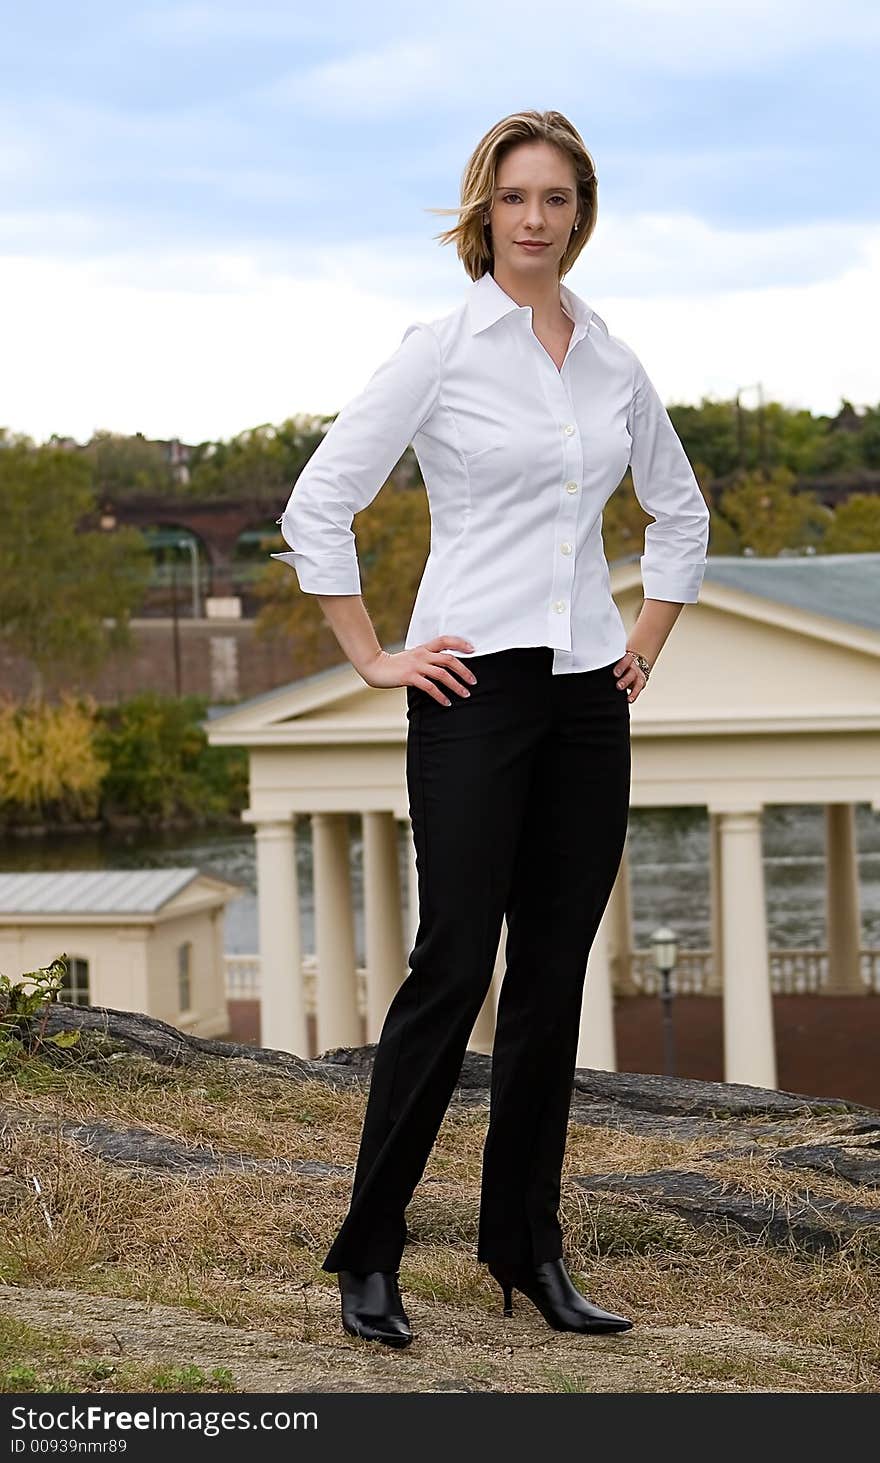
left=629, top=651, right=651, bottom=682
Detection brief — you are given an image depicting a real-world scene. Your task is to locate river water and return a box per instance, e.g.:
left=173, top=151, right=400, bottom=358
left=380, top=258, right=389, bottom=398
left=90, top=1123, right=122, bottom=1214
left=3, top=803, right=879, bottom=961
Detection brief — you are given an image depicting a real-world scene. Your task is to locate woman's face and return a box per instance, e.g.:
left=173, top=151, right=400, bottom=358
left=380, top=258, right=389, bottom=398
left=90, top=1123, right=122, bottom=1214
left=487, top=140, right=579, bottom=282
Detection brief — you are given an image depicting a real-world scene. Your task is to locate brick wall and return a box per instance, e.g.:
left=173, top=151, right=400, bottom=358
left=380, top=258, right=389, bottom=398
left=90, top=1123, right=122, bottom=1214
left=0, top=619, right=307, bottom=704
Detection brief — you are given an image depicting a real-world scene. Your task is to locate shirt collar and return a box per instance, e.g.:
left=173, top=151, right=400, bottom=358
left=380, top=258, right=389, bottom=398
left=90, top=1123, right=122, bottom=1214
left=466, top=269, right=606, bottom=340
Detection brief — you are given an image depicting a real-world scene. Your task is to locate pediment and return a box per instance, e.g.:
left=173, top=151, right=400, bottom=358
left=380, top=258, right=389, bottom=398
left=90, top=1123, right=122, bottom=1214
left=204, top=659, right=402, bottom=742
left=207, top=555, right=880, bottom=744
left=612, top=560, right=880, bottom=726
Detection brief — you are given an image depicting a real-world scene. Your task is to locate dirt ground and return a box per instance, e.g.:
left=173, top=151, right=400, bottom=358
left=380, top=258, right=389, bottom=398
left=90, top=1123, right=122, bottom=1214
left=0, top=1280, right=862, bottom=1395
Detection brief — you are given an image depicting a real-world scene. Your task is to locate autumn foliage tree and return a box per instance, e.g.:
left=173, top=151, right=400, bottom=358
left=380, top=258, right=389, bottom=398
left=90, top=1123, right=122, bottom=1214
left=0, top=433, right=154, bottom=699
left=252, top=474, right=430, bottom=673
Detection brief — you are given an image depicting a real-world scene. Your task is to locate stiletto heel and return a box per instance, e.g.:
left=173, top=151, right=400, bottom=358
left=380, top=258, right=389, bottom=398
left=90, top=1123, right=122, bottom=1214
left=488, top=1263, right=515, bottom=1316
left=486, top=1257, right=633, bottom=1335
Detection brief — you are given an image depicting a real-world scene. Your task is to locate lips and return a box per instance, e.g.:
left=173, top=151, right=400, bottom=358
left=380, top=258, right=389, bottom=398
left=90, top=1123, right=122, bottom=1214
left=517, top=240, right=549, bottom=250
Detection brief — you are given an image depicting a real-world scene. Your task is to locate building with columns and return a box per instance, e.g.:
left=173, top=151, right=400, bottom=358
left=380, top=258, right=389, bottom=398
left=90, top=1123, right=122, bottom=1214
left=204, top=552, right=880, bottom=1090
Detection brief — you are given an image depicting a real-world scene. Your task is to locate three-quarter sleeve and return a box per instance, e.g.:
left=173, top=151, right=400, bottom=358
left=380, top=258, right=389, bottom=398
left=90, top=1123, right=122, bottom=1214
left=271, top=321, right=442, bottom=595
left=626, top=353, right=711, bottom=604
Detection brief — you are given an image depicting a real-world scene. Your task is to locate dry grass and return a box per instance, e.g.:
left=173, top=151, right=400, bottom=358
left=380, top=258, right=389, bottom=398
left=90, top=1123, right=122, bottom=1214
left=1, top=1039, right=879, bottom=1393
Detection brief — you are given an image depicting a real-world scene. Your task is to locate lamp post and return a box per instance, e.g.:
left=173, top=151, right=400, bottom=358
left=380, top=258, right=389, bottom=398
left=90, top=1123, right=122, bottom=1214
left=651, top=925, right=678, bottom=1078
left=172, top=535, right=201, bottom=620
left=735, top=381, right=768, bottom=476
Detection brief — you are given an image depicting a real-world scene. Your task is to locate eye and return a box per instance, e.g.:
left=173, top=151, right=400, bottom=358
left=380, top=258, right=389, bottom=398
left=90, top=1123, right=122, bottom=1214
left=499, top=192, right=570, bottom=205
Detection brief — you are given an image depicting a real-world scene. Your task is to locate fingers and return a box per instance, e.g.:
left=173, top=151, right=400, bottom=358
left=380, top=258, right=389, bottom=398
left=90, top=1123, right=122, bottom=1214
left=429, top=636, right=475, bottom=652
left=614, top=664, right=637, bottom=693
left=416, top=643, right=478, bottom=706
left=419, top=662, right=475, bottom=705
left=624, top=669, right=646, bottom=703
left=412, top=665, right=472, bottom=706
left=411, top=674, right=454, bottom=706
left=612, top=653, right=646, bottom=704
left=436, top=652, right=477, bottom=687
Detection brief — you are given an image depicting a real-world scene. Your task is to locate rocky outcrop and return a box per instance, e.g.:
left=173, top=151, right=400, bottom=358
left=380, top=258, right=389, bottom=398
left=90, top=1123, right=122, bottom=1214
left=15, top=1001, right=880, bottom=1256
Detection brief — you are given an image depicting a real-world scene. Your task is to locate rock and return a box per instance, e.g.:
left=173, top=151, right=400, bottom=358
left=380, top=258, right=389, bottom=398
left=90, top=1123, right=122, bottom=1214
left=572, top=1169, right=880, bottom=1251
left=27, top=1000, right=880, bottom=1256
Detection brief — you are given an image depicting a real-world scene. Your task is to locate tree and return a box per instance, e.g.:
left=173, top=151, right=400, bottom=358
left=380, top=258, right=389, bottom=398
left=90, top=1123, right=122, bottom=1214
left=822, top=493, right=880, bottom=553
left=0, top=440, right=154, bottom=699
left=83, top=430, right=176, bottom=501
left=187, top=414, right=332, bottom=500
left=715, top=467, right=833, bottom=556
left=668, top=397, right=742, bottom=478
left=252, top=480, right=430, bottom=673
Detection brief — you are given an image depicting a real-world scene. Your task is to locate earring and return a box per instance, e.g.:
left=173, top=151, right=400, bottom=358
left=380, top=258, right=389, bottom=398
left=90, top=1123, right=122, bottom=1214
left=574, top=221, right=580, bottom=231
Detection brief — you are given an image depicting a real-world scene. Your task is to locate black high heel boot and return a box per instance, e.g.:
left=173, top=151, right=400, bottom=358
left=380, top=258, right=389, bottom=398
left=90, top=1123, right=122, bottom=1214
left=488, top=1257, right=633, bottom=1334
left=337, top=1270, right=413, bottom=1347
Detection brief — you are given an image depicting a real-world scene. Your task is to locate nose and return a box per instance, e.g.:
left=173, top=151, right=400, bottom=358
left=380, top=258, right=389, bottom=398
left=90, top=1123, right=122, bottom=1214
left=523, top=203, right=547, bottom=231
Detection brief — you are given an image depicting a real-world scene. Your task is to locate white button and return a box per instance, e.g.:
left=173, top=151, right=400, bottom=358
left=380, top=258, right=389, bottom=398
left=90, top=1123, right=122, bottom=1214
left=553, top=599, right=566, bottom=612
left=565, top=480, right=579, bottom=493
left=563, top=423, right=575, bottom=436
left=560, top=542, right=572, bottom=555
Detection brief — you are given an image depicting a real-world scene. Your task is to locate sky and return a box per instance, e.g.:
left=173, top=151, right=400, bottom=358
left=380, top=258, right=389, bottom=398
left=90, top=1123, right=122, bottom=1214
left=2, top=0, right=878, bottom=445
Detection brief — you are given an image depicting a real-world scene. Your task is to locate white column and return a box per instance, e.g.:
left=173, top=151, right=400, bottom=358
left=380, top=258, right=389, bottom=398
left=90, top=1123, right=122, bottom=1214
left=362, top=811, right=407, bottom=1041
left=707, top=812, right=724, bottom=995
left=253, top=816, right=307, bottom=1057
left=717, top=808, right=777, bottom=1089
left=824, top=803, right=864, bottom=994
left=405, top=818, right=420, bottom=948
left=469, top=917, right=507, bottom=1054
left=577, top=901, right=617, bottom=1072
left=311, top=812, right=361, bottom=1051
left=606, top=849, right=637, bottom=995
left=211, top=906, right=228, bottom=1030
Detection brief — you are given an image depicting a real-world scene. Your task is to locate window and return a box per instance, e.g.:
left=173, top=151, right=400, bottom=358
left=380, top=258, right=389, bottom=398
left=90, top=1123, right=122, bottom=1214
left=178, top=941, right=193, bottom=1013
left=60, top=956, right=90, bottom=1007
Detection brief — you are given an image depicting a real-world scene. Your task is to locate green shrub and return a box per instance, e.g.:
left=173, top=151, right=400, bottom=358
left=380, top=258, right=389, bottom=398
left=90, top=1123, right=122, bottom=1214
left=0, top=955, right=81, bottom=1072
left=93, top=692, right=247, bottom=825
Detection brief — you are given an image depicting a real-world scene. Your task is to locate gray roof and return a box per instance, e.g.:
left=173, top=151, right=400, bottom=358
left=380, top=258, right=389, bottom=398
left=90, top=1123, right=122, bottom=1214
left=702, top=553, right=880, bottom=632
left=0, top=868, right=216, bottom=915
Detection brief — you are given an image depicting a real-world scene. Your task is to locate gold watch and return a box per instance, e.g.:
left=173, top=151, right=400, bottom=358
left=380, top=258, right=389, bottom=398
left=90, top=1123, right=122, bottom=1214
left=628, top=650, right=651, bottom=682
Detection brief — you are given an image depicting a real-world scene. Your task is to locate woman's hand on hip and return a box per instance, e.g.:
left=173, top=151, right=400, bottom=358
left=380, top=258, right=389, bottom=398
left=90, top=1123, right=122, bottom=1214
left=613, top=651, right=648, bottom=704
left=360, top=637, right=478, bottom=706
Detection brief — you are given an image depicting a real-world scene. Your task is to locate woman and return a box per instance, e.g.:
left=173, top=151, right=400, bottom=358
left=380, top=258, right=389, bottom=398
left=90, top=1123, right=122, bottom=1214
left=272, top=110, right=710, bottom=1347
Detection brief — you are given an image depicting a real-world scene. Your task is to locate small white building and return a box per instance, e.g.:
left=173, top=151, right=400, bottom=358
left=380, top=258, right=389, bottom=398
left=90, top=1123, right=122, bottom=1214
left=0, top=869, right=243, bottom=1038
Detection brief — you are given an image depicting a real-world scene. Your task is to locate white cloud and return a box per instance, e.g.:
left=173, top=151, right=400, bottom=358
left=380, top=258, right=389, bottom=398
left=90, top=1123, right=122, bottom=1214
left=1, top=212, right=876, bottom=446
left=126, top=3, right=327, bottom=44
left=502, top=0, right=880, bottom=72
left=0, top=139, right=40, bottom=179
left=580, top=209, right=873, bottom=295
left=0, top=209, right=103, bottom=248
left=261, top=40, right=451, bottom=116
left=0, top=247, right=445, bottom=445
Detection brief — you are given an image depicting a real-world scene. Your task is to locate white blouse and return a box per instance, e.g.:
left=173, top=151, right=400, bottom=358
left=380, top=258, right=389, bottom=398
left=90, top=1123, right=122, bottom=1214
left=272, top=269, right=710, bottom=674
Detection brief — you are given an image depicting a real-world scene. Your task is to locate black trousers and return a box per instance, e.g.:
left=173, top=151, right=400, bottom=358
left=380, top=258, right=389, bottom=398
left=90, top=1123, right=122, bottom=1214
left=321, top=646, right=631, bottom=1274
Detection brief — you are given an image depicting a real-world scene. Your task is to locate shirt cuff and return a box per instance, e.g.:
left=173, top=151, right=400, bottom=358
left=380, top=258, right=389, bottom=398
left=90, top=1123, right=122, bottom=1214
left=640, top=563, right=706, bottom=603
left=269, top=550, right=362, bottom=596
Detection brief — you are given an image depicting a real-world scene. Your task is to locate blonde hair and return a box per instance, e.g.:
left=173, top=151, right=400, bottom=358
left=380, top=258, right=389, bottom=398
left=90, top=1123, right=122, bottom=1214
left=428, top=110, right=598, bottom=282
